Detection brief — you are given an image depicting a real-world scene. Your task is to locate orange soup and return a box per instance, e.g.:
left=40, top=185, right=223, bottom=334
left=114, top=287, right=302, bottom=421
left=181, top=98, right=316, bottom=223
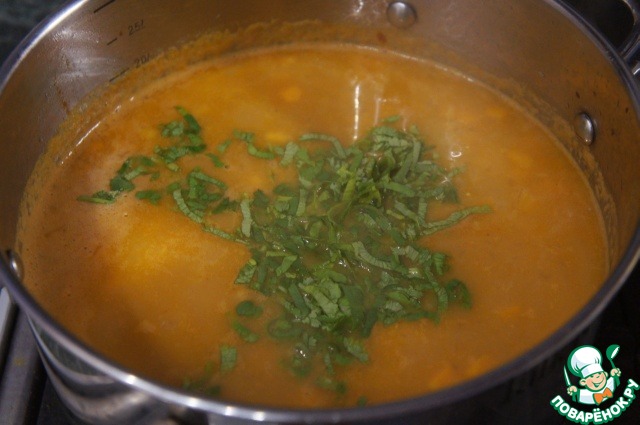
left=17, top=43, right=607, bottom=408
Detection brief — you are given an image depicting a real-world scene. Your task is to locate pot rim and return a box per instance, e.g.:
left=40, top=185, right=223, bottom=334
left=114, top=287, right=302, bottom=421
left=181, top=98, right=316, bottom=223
left=2, top=0, right=640, bottom=422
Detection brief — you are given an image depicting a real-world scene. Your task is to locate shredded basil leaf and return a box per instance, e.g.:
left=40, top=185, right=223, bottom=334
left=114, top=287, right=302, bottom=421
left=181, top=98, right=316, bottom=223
left=236, top=300, right=263, bottom=317
left=232, top=321, right=260, bottom=343
left=220, top=345, right=237, bottom=374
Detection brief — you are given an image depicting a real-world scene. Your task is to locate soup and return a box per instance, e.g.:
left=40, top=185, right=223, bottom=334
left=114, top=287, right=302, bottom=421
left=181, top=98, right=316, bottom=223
left=17, top=42, right=607, bottom=408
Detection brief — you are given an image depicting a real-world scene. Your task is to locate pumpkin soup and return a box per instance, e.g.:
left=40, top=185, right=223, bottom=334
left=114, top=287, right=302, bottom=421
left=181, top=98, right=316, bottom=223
left=17, top=43, right=607, bottom=408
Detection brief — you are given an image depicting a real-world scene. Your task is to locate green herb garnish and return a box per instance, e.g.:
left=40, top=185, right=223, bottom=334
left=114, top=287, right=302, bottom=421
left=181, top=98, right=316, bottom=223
left=232, top=321, right=260, bottom=343
left=78, top=108, right=490, bottom=399
left=220, top=345, right=237, bottom=374
left=182, top=361, right=221, bottom=396
left=235, top=300, right=263, bottom=317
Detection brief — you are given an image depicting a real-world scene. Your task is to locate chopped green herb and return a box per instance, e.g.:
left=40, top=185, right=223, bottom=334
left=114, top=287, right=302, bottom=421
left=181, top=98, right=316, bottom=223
left=176, top=106, right=201, bottom=134
left=206, top=153, right=226, bottom=168
left=220, top=345, right=237, bottom=373
left=240, top=198, right=253, bottom=237
left=268, top=317, right=302, bottom=339
left=77, top=191, right=118, bottom=204
left=135, top=190, right=162, bottom=205
left=236, top=300, right=263, bottom=317
left=247, top=144, right=276, bottom=159
left=172, top=189, right=203, bottom=223
left=299, top=132, right=346, bottom=159
left=78, top=108, right=491, bottom=399
left=233, top=129, right=255, bottom=143
left=343, top=337, right=369, bottom=363
left=155, top=144, right=206, bottom=165
left=232, top=321, right=260, bottom=343
left=109, top=175, right=135, bottom=192
left=229, top=119, right=489, bottom=385
left=280, top=142, right=299, bottom=166
left=182, top=361, right=221, bottom=396
left=202, top=224, right=239, bottom=242
left=383, top=115, right=401, bottom=123
left=217, top=139, right=232, bottom=153
left=316, top=376, right=347, bottom=394
left=446, top=279, right=473, bottom=309
left=235, top=259, right=257, bottom=284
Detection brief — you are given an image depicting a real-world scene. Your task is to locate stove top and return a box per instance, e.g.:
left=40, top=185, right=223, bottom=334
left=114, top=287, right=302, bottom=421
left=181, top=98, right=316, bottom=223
left=0, top=1, right=639, bottom=424
left=0, top=307, right=66, bottom=424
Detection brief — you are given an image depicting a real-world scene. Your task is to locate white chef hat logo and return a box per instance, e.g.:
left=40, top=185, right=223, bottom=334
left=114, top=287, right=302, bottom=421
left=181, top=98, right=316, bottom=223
left=552, top=343, right=639, bottom=421
left=568, top=346, right=604, bottom=379
left=563, top=344, right=623, bottom=406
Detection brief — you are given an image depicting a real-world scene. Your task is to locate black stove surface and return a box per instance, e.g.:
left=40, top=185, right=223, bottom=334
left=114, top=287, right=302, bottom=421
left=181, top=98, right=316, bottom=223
left=0, top=1, right=639, bottom=424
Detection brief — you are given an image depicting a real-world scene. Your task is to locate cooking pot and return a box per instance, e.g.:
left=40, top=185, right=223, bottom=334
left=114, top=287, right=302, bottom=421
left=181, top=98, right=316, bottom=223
left=1, top=0, right=640, bottom=424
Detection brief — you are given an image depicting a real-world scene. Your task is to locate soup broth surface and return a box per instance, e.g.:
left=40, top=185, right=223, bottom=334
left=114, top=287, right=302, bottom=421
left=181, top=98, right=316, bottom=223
left=18, top=43, right=607, bottom=408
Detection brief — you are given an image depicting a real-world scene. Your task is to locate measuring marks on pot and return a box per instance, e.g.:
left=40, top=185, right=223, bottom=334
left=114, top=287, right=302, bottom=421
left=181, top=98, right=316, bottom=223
left=92, top=0, right=151, bottom=83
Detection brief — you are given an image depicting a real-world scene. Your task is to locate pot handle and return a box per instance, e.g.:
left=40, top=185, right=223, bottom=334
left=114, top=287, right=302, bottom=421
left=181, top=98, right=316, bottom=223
left=0, top=287, right=17, bottom=369
left=0, top=252, right=20, bottom=366
left=568, top=0, right=640, bottom=74
left=619, top=0, right=640, bottom=74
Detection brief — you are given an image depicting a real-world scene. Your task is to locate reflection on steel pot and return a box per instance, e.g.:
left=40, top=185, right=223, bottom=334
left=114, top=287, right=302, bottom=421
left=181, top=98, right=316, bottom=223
left=1, top=0, right=640, bottom=424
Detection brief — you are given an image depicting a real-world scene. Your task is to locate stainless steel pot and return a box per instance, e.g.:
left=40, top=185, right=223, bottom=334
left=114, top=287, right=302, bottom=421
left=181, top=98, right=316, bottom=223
left=2, top=1, right=640, bottom=424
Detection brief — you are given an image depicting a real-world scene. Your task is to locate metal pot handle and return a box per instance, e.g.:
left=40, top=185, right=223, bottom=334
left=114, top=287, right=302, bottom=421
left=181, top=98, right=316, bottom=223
left=0, top=252, right=18, bottom=372
left=566, top=0, right=640, bottom=74
left=619, top=0, right=640, bottom=73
